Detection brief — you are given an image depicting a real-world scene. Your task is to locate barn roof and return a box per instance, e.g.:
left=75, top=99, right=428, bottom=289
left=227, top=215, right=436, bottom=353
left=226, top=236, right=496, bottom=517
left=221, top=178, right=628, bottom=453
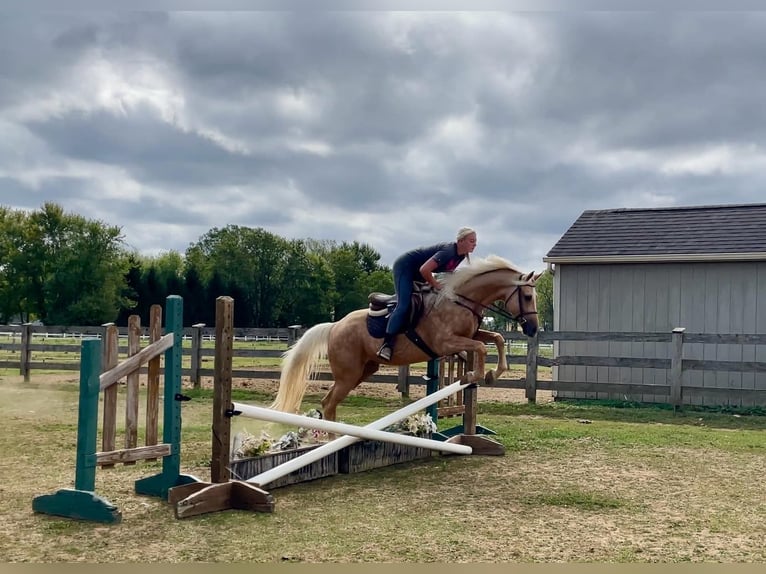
left=544, top=203, right=766, bottom=264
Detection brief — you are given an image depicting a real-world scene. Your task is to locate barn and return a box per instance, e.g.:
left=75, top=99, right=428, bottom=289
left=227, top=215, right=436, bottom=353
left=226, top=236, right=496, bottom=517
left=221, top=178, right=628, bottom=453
left=542, top=203, right=766, bottom=406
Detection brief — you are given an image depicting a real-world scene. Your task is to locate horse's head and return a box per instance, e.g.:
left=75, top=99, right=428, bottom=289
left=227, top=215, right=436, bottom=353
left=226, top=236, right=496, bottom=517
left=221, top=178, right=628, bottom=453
left=504, top=271, right=541, bottom=337
left=440, top=256, right=542, bottom=337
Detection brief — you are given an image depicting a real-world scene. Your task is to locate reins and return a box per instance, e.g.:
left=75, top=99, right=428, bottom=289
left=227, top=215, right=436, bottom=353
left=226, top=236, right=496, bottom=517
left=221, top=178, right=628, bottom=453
left=454, top=277, right=539, bottom=328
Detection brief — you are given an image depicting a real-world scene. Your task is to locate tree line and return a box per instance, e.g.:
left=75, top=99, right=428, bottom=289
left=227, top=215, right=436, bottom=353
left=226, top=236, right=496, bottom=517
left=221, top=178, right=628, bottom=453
left=0, top=202, right=552, bottom=329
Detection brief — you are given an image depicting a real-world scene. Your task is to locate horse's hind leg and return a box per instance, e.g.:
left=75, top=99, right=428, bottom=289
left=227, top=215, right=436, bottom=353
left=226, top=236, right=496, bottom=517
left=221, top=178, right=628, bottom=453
left=321, top=361, right=379, bottom=422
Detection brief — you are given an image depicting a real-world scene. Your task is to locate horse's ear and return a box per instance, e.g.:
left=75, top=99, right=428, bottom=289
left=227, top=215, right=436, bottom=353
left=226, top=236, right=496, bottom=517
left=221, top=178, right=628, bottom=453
left=532, top=272, right=543, bottom=282
left=524, top=271, right=534, bottom=282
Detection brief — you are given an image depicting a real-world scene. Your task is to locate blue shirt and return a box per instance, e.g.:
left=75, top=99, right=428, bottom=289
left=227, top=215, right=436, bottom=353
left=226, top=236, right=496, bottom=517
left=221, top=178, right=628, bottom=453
left=394, top=242, right=465, bottom=282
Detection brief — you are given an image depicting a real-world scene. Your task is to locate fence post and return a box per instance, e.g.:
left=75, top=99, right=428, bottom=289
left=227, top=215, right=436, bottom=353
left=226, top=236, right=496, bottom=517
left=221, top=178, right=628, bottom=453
left=74, top=339, right=102, bottom=492
left=212, top=296, right=234, bottom=484
left=145, top=305, right=162, bottom=456
left=135, top=294, right=202, bottom=498
left=100, top=322, right=114, bottom=373
left=287, top=325, right=300, bottom=347
left=525, top=334, right=539, bottom=403
left=31, top=337, right=122, bottom=524
left=20, top=323, right=31, bottom=382
left=101, top=325, right=119, bottom=468
left=425, top=359, right=440, bottom=422
left=462, top=352, right=479, bottom=435
left=670, top=327, right=685, bottom=409
left=190, top=323, right=205, bottom=389
left=397, top=365, right=410, bottom=398
left=124, top=315, right=141, bottom=463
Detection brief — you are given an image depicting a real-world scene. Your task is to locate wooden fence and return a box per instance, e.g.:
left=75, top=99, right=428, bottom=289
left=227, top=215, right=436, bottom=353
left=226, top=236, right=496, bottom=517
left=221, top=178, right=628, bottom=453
left=3, top=323, right=766, bottom=406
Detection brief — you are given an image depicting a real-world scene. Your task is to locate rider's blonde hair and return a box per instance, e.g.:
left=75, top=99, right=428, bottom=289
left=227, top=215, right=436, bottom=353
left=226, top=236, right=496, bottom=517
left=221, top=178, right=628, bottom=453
left=456, top=226, right=476, bottom=262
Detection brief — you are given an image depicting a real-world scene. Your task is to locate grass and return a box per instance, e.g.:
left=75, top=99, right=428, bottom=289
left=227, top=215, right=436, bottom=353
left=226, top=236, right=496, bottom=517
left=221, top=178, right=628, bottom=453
left=2, top=373, right=766, bottom=562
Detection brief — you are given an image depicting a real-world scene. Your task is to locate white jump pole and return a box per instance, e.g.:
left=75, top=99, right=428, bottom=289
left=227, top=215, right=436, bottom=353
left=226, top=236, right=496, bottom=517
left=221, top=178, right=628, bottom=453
left=243, top=379, right=472, bottom=487
left=232, top=403, right=472, bottom=454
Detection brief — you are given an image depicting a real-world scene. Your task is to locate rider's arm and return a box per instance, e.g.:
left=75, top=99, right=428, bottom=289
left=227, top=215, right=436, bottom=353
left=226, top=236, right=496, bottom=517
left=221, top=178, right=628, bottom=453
left=419, top=258, right=441, bottom=290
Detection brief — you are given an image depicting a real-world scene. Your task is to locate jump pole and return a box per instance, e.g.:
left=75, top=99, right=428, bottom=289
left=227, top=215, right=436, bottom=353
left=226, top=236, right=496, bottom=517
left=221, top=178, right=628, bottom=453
left=233, top=402, right=472, bottom=454
left=244, top=379, right=473, bottom=487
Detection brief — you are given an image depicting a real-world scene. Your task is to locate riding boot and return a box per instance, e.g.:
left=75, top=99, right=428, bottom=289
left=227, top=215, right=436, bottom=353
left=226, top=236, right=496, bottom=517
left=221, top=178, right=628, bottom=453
left=377, top=334, right=395, bottom=362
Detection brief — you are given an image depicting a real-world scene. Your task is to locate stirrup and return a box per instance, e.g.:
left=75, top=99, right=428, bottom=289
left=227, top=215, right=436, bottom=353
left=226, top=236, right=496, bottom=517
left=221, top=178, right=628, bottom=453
left=377, top=344, right=393, bottom=362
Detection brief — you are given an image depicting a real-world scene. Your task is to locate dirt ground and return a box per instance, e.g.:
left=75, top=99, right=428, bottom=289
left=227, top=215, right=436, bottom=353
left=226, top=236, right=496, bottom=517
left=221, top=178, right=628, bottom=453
left=28, top=368, right=555, bottom=405
left=233, top=376, right=555, bottom=404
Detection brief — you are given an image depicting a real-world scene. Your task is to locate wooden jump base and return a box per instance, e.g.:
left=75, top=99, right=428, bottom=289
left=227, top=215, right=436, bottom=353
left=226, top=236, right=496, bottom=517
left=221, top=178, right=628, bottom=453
left=32, top=296, right=203, bottom=524
left=168, top=296, right=506, bottom=519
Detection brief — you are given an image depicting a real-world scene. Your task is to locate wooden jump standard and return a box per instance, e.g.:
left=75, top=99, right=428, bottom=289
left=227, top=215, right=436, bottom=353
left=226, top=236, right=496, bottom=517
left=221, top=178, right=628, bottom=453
left=168, top=296, right=505, bottom=519
left=33, top=296, right=202, bottom=523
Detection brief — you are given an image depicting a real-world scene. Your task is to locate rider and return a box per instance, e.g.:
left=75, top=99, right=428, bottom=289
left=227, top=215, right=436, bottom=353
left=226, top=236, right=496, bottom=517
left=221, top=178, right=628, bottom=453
left=376, top=227, right=478, bottom=362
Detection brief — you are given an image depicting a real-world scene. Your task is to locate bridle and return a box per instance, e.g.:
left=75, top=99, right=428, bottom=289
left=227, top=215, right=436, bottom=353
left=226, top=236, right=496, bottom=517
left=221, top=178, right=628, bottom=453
left=455, top=275, right=539, bottom=328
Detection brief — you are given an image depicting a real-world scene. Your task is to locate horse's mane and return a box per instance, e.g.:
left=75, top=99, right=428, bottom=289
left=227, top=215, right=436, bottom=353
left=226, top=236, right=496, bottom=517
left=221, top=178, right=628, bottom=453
left=439, top=255, right=524, bottom=301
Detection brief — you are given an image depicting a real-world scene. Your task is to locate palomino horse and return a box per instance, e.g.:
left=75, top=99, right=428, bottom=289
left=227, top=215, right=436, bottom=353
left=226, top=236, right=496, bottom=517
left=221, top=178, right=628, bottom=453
left=270, top=255, right=541, bottom=421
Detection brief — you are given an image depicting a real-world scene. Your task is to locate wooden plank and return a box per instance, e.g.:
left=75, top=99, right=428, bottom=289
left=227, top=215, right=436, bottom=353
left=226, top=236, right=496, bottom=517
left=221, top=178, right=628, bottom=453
left=31, top=326, right=105, bottom=336
left=199, top=348, right=285, bottom=358
left=396, top=365, right=410, bottom=397
left=447, top=434, right=505, bottom=456
left=539, top=331, right=673, bottom=343
left=27, top=362, right=80, bottom=371
left=755, top=263, right=766, bottom=404
left=190, top=323, right=205, bottom=389
left=595, top=265, right=611, bottom=400
left=682, top=359, right=766, bottom=373
left=96, top=443, right=172, bottom=465
left=669, top=328, right=685, bottom=407
left=741, top=266, right=758, bottom=406
left=101, top=326, right=119, bottom=468
left=553, top=356, right=671, bottom=369
left=173, top=482, right=275, bottom=519
left=525, top=334, right=538, bottom=402
left=20, top=324, right=31, bottom=381
left=436, top=405, right=465, bottom=417
left=211, top=296, right=234, bottom=484
left=145, top=305, right=162, bottom=456
left=0, top=326, right=23, bottom=334
left=26, top=343, right=83, bottom=352
left=683, top=333, right=766, bottom=345
left=124, top=315, right=141, bottom=464
left=99, top=333, right=174, bottom=390
left=536, top=380, right=672, bottom=395
left=681, top=386, right=766, bottom=400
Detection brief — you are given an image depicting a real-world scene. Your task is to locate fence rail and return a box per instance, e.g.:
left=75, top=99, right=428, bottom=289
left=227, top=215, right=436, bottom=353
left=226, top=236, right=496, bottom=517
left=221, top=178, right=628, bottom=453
left=3, top=323, right=766, bottom=407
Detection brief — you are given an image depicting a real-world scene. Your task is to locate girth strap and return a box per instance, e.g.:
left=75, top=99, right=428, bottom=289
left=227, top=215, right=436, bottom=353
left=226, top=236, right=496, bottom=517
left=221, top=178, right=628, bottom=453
left=405, top=328, right=440, bottom=360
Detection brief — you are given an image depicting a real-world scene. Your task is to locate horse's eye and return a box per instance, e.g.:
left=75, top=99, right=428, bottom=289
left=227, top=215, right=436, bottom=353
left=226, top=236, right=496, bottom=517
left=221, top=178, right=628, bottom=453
left=524, top=294, right=533, bottom=302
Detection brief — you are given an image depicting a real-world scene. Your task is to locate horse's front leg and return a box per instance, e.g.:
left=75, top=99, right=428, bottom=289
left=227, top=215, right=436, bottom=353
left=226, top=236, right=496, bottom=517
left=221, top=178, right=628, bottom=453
left=473, top=329, right=506, bottom=384
left=437, top=336, right=488, bottom=383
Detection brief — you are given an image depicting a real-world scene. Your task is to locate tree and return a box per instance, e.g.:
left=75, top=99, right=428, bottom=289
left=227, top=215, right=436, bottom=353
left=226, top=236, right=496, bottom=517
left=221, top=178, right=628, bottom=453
left=185, top=225, right=289, bottom=326
left=115, top=254, right=143, bottom=325
left=0, top=207, right=30, bottom=323
left=325, top=241, right=389, bottom=320
left=24, top=203, right=132, bottom=325
left=536, top=270, right=554, bottom=331
left=278, top=240, right=335, bottom=326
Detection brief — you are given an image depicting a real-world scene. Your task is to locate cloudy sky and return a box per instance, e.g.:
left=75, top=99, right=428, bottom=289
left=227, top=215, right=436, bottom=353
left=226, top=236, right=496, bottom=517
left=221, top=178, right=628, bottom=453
left=2, top=10, right=765, bottom=272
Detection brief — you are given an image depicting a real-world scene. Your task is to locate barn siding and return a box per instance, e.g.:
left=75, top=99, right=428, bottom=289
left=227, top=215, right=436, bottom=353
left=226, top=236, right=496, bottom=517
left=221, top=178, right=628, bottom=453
left=554, top=261, right=766, bottom=406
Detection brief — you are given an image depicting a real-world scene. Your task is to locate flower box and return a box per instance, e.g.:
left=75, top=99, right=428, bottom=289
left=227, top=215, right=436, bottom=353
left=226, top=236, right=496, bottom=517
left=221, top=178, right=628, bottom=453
left=338, top=436, right=435, bottom=474
left=229, top=445, right=338, bottom=489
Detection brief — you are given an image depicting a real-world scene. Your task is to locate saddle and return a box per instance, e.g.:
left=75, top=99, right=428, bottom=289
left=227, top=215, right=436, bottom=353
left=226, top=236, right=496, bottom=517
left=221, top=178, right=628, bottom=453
left=366, top=282, right=432, bottom=339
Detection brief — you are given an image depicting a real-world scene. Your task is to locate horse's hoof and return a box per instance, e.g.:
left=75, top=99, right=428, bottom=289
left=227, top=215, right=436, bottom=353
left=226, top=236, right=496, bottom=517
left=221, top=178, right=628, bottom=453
left=484, top=371, right=496, bottom=386
left=457, top=351, right=468, bottom=362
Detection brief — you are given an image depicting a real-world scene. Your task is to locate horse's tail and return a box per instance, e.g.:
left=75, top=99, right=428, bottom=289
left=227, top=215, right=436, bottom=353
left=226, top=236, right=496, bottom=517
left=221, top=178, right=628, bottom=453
left=269, top=322, right=334, bottom=414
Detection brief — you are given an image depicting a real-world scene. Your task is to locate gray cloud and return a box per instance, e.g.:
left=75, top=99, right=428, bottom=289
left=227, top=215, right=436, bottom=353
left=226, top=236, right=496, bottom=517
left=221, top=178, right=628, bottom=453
left=2, top=11, right=765, bottom=272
